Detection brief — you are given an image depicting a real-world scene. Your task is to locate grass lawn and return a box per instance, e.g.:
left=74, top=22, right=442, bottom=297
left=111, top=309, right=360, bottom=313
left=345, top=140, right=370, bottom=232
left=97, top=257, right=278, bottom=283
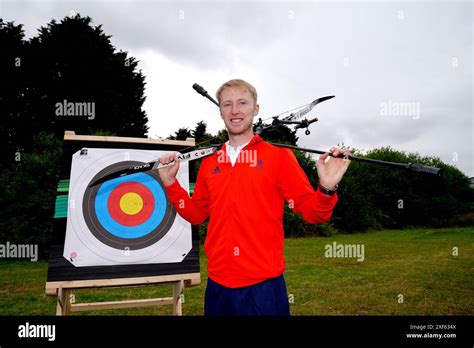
left=0, top=226, right=472, bottom=315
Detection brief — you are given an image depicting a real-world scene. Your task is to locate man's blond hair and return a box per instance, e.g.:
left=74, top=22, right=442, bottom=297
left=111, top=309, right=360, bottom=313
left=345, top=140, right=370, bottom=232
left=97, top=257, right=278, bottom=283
left=216, top=79, right=258, bottom=105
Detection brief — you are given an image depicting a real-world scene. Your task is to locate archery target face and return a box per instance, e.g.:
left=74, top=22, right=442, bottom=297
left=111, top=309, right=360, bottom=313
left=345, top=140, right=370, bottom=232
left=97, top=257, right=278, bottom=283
left=63, top=148, right=192, bottom=267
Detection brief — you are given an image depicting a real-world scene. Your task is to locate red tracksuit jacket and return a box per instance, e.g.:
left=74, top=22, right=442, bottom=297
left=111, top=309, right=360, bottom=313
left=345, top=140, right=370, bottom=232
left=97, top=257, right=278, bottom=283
left=165, top=134, right=338, bottom=288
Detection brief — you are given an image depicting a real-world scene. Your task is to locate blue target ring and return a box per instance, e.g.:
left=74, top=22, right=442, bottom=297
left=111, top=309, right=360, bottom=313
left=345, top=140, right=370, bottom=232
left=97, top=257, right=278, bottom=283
left=94, top=173, right=166, bottom=239
left=84, top=161, right=177, bottom=250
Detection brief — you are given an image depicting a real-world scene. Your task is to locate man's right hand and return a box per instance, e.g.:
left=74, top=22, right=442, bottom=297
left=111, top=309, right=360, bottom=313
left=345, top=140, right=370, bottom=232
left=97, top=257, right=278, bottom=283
left=157, top=153, right=180, bottom=186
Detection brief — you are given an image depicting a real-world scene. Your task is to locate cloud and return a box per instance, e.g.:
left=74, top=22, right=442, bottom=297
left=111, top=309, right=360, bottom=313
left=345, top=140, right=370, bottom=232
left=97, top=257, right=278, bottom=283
left=1, top=0, right=472, bottom=176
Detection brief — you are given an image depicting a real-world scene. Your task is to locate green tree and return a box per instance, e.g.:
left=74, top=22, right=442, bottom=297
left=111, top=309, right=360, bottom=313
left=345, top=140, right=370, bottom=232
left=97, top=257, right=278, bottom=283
left=333, top=147, right=474, bottom=232
left=192, top=121, right=213, bottom=144
left=0, top=133, right=62, bottom=257
left=0, top=20, right=27, bottom=169
left=0, top=15, right=150, bottom=256
left=257, top=124, right=298, bottom=146
left=24, top=14, right=148, bottom=146
left=169, top=127, right=192, bottom=141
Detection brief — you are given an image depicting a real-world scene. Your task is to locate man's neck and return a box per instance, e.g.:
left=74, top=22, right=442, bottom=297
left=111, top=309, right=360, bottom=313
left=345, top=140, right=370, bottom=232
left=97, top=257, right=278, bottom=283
left=228, top=131, right=254, bottom=148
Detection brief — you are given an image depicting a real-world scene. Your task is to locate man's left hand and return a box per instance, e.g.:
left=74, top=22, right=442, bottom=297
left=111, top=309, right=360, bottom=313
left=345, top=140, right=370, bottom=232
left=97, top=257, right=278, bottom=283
left=316, top=147, right=352, bottom=190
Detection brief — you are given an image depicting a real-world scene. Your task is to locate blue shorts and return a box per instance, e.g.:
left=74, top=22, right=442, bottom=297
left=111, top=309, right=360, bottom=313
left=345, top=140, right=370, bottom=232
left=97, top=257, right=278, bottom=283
left=204, top=274, right=290, bottom=316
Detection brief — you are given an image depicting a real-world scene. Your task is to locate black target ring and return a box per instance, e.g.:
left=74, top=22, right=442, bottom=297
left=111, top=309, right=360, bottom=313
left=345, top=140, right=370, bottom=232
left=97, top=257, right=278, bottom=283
left=83, top=161, right=177, bottom=251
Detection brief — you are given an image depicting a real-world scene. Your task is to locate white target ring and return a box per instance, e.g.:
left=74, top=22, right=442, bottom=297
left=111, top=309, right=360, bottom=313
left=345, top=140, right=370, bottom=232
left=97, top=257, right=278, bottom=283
left=63, top=148, right=192, bottom=267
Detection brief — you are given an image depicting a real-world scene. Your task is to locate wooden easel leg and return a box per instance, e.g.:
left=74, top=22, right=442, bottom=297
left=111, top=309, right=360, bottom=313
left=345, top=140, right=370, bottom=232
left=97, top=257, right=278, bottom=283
left=56, top=288, right=71, bottom=316
left=172, top=280, right=184, bottom=316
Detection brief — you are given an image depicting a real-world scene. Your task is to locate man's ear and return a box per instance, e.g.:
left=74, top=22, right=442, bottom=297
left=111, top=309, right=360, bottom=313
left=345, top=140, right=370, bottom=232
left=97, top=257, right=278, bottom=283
left=254, top=103, right=260, bottom=116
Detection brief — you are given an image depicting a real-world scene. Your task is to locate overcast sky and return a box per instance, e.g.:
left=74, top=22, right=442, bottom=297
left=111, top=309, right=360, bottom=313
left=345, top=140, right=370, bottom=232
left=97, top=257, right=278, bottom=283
left=1, top=0, right=472, bottom=176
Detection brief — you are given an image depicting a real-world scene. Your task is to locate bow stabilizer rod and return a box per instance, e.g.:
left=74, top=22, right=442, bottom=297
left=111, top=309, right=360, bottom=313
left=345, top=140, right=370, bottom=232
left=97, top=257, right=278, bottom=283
left=269, top=143, right=441, bottom=176
left=193, top=83, right=220, bottom=107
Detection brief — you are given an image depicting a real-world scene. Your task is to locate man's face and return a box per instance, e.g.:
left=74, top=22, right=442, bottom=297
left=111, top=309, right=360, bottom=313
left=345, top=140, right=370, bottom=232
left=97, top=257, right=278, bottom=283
left=219, top=86, right=259, bottom=137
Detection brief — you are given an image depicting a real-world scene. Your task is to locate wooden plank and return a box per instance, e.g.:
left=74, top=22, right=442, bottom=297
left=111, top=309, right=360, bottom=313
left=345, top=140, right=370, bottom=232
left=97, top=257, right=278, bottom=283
left=70, top=297, right=174, bottom=312
left=64, top=130, right=195, bottom=146
left=45, top=273, right=201, bottom=295
left=56, top=288, right=71, bottom=316
left=173, top=280, right=184, bottom=316
left=55, top=288, right=63, bottom=315
left=184, top=278, right=201, bottom=288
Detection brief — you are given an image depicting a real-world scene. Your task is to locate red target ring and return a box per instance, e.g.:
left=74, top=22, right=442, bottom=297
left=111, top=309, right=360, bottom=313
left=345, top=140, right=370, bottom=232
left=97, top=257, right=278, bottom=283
left=107, top=181, right=155, bottom=226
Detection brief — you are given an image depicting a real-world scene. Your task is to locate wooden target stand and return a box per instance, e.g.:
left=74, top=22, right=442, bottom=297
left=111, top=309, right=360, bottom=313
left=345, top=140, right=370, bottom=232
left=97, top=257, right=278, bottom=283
left=45, top=131, right=201, bottom=316
left=46, top=274, right=201, bottom=316
left=45, top=273, right=200, bottom=316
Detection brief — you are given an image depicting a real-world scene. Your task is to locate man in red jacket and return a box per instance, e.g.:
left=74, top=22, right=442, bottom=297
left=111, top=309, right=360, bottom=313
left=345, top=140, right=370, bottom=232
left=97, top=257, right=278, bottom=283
left=158, top=79, right=351, bottom=316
